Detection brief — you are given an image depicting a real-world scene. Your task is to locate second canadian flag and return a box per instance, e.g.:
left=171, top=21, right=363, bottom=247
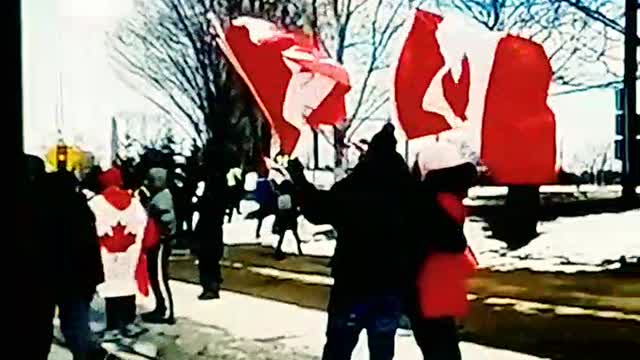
left=214, top=16, right=351, bottom=156
left=395, top=10, right=557, bottom=185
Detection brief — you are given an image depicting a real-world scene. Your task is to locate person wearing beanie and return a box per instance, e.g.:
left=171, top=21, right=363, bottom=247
left=273, top=178, right=304, bottom=260
left=140, top=167, right=177, bottom=323
left=88, top=167, right=149, bottom=340
left=287, top=123, right=416, bottom=360
left=22, top=156, right=105, bottom=360
left=407, top=140, right=478, bottom=360
left=225, top=167, right=244, bottom=223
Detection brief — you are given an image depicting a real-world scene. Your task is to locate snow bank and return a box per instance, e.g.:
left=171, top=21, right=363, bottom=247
left=222, top=200, right=337, bottom=256
left=466, top=209, right=640, bottom=272
left=223, top=198, right=639, bottom=272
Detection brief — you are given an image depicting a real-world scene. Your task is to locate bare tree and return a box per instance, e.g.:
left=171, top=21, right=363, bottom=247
left=115, top=113, right=183, bottom=152
left=308, top=0, right=432, bottom=175
left=572, top=141, right=614, bottom=183
left=110, top=0, right=304, bottom=265
left=438, top=0, right=625, bottom=91
left=111, top=0, right=303, bottom=170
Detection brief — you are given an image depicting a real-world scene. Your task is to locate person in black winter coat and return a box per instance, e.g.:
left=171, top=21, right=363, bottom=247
left=79, top=165, right=103, bottom=197
left=287, top=123, right=415, bottom=360
left=194, top=172, right=227, bottom=301
left=21, top=154, right=53, bottom=359
left=273, top=179, right=303, bottom=259
left=31, top=168, right=104, bottom=360
left=253, top=177, right=277, bottom=239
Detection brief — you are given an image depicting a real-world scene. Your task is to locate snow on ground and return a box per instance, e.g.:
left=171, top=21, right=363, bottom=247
left=48, top=344, right=71, bottom=360
left=50, top=282, right=547, bottom=359
left=222, top=198, right=639, bottom=273
left=223, top=200, right=336, bottom=250
left=466, top=209, right=640, bottom=272
left=467, top=185, right=636, bottom=198
left=171, top=281, right=546, bottom=360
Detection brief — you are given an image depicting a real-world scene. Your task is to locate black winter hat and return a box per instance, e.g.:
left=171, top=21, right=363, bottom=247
left=369, top=123, right=397, bottom=153
left=25, top=154, right=45, bottom=183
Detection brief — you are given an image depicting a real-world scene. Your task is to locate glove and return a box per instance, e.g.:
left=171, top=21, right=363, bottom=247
left=286, top=158, right=306, bottom=183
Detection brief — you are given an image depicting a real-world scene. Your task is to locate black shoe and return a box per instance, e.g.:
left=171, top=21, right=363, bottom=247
left=141, top=312, right=175, bottom=324
left=198, top=289, right=220, bottom=300
left=274, top=252, right=287, bottom=261
left=87, top=347, right=108, bottom=360
left=101, top=329, right=123, bottom=343
left=122, top=323, right=148, bottom=338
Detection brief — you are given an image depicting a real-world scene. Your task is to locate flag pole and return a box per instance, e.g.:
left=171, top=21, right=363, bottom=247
left=622, top=0, right=638, bottom=200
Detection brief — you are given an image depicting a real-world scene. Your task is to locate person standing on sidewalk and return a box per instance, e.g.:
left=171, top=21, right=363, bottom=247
left=225, top=167, right=244, bottom=223
left=273, top=178, right=304, bottom=260
left=22, top=154, right=51, bottom=360
left=194, top=171, right=226, bottom=300
left=141, top=167, right=177, bottom=323
left=254, top=175, right=277, bottom=239
left=41, top=169, right=105, bottom=359
left=89, top=168, right=148, bottom=340
left=22, top=155, right=104, bottom=360
left=287, top=123, right=416, bottom=360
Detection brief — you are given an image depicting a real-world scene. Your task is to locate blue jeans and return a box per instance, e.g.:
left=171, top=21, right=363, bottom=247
left=322, top=293, right=402, bottom=360
left=57, top=298, right=91, bottom=359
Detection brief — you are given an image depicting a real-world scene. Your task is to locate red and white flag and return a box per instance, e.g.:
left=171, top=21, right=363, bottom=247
left=214, top=16, right=351, bottom=155
left=395, top=10, right=557, bottom=184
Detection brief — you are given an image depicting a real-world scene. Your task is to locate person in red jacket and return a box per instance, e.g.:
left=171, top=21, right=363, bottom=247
left=407, top=140, right=478, bottom=360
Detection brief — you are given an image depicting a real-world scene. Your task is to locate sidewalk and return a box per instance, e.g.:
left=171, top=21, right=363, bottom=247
left=170, top=281, right=546, bottom=360
left=50, top=280, right=547, bottom=360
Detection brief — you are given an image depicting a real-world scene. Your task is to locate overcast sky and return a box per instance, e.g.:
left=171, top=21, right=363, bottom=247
left=22, top=0, right=626, bottom=172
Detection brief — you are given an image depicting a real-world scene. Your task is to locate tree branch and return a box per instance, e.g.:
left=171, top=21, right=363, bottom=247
left=553, top=0, right=624, bottom=34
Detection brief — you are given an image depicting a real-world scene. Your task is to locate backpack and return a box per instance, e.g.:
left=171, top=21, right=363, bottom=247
left=277, top=194, right=293, bottom=210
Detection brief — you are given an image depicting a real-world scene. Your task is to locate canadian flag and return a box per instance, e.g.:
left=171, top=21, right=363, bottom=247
left=215, top=17, right=351, bottom=155
left=395, top=10, right=557, bottom=185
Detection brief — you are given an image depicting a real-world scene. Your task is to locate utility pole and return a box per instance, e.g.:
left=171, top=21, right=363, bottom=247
left=622, top=0, right=639, bottom=200
left=14, top=0, right=23, bottom=196
left=313, top=128, right=319, bottom=170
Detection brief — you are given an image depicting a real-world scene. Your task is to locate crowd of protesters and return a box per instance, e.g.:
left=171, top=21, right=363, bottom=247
left=21, top=123, right=477, bottom=360
left=21, top=154, right=179, bottom=359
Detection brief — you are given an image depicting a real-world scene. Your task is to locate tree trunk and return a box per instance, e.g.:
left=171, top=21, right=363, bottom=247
left=500, top=185, right=541, bottom=250
left=333, top=124, right=349, bottom=181
left=313, top=129, right=320, bottom=169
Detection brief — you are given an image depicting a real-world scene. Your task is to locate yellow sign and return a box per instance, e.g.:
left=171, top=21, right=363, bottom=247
left=45, top=145, right=93, bottom=173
